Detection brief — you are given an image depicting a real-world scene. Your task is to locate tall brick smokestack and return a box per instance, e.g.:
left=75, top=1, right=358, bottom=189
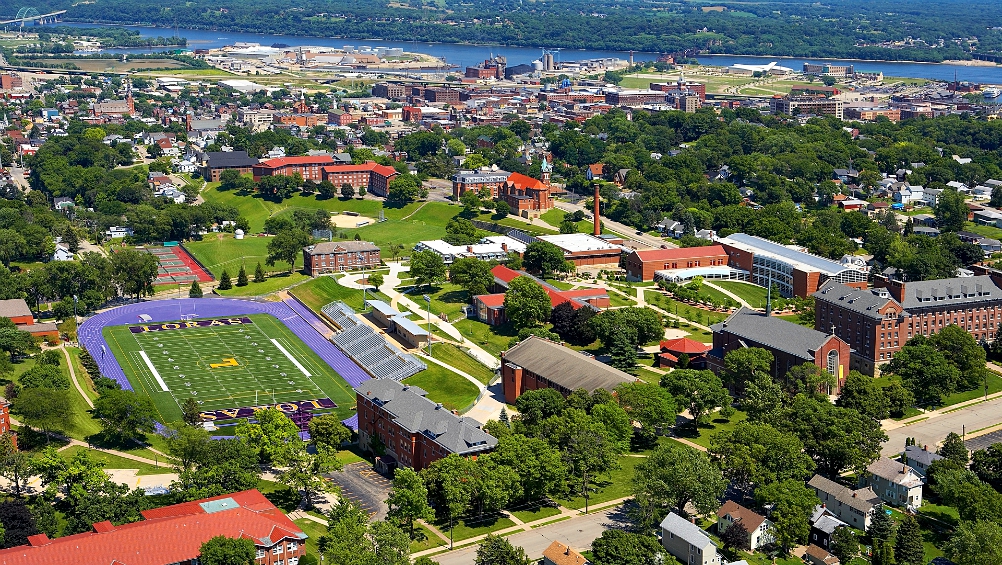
left=593, top=185, right=601, bottom=236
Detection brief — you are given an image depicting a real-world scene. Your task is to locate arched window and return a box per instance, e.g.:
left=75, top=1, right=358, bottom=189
left=827, top=350, right=838, bottom=376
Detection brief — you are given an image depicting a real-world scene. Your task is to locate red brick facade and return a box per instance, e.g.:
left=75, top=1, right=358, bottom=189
left=252, top=156, right=335, bottom=181
left=624, top=245, right=730, bottom=281
left=321, top=162, right=400, bottom=197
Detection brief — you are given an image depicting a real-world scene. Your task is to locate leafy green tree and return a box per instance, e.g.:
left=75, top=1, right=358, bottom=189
left=739, top=371, right=785, bottom=420
left=19, top=364, right=69, bottom=390
left=181, top=397, right=202, bottom=426
left=591, top=402, right=634, bottom=452
left=266, top=229, right=310, bottom=273
left=234, top=408, right=301, bottom=465
left=522, top=241, right=566, bottom=277
left=386, top=468, right=433, bottom=539
left=388, top=174, right=424, bottom=202
left=92, top=389, right=158, bottom=443
left=615, top=382, right=677, bottom=445
left=782, top=362, right=835, bottom=399
left=722, top=347, right=773, bottom=393
left=218, top=269, right=232, bottom=290
left=420, top=454, right=475, bottom=547
left=0, top=328, right=36, bottom=361
left=754, top=479, right=817, bottom=553
left=368, top=273, right=384, bottom=291
left=460, top=190, right=482, bottom=215
left=885, top=381, right=916, bottom=417
left=945, top=520, right=1002, bottom=565
left=590, top=530, right=672, bottom=565
left=449, top=257, right=494, bottom=298
left=494, top=200, right=511, bottom=217
left=199, top=535, right=256, bottom=565
left=708, top=422, right=816, bottom=493
left=660, top=369, right=730, bottom=425
left=503, top=276, right=551, bottom=329
left=475, top=534, right=530, bottom=565
left=514, top=388, right=566, bottom=435
left=939, top=432, right=970, bottom=466
left=589, top=307, right=664, bottom=347
left=188, top=280, right=203, bottom=298
left=341, top=183, right=356, bottom=199
left=0, top=433, right=36, bottom=496
left=971, top=443, right=1002, bottom=490
left=488, top=434, right=566, bottom=502
left=894, top=514, right=925, bottom=565
left=12, top=388, right=71, bottom=439
left=308, top=414, right=352, bottom=452
left=935, top=188, right=968, bottom=232
left=111, top=248, right=159, bottom=299
left=779, top=395, right=886, bottom=477
left=829, top=526, right=859, bottom=564
left=254, top=262, right=266, bottom=283
left=632, top=442, right=726, bottom=528
left=409, top=249, right=447, bottom=289
left=548, top=408, right=620, bottom=513
left=931, top=324, right=989, bottom=390
left=165, top=423, right=212, bottom=470
left=836, top=371, right=890, bottom=420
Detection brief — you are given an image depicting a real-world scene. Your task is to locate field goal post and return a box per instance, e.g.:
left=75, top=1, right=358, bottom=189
left=180, top=314, right=196, bottom=321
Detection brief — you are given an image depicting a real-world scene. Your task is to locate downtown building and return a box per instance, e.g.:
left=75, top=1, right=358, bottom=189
left=814, top=275, right=1002, bottom=375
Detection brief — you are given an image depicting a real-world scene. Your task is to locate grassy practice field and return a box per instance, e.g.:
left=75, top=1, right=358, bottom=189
left=103, top=314, right=357, bottom=423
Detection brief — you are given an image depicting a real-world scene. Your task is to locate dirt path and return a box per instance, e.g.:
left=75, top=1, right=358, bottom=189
left=63, top=346, right=94, bottom=409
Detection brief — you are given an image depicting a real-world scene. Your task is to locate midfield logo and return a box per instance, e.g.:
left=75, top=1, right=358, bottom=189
left=199, top=398, right=337, bottom=421
left=129, top=317, right=254, bottom=333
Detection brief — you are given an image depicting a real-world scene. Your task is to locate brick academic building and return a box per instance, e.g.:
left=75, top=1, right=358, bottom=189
left=623, top=245, right=730, bottom=282
left=355, top=379, right=496, bottom=471
left=321, top=161, right=399, bottom=197
left=814, top=275, right=1002, bottom=375
left=252, top=155, right=335, bottom=182
left=501, top=336, right=636, bottom=403
left=302, top=240, right=381, bottom=276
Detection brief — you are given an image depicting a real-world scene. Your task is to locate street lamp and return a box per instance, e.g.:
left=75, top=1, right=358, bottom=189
left=423, top=294, right=432, bottom=355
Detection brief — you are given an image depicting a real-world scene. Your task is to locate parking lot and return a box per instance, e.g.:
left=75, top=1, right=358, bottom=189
left=328, top=461, right=391, bottom=520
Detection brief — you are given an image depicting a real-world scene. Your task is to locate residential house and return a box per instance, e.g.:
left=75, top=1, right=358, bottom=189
left=809, top=505, right=848, bottom=552
left=904, top=445, right=943, bottom=478
left=585, top=163, right=605, bottom=181
left=893, top=185, right=924, bottom=205
left=921, top=188, right=944, bottom=207
left=807, top=474, right=880, bottom=530
left=861, top=457, right=924, bottom=508
left=974, top=208, right=1002, bottom=227
left=660, top=512, right=721, bottom=565
left=542, top=541, right=589, bottom=565
left=715, top=500, right=774, bottom=551
left=51, top=243, right=74, bottom=262
left=657, top=218, right=685, bottom=238
left=105, top=226, right=133, bottom=239
left=805, top=545, right=840, bottom=565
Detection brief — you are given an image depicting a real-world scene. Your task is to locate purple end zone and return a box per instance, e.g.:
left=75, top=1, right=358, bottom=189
left=78, top=297, right=370, bottom=393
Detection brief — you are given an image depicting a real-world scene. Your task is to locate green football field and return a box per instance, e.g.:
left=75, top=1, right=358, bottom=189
left=103, top=314, right=357, bottom=424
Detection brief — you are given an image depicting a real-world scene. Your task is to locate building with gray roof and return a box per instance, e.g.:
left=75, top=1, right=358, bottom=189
left=904, top=445, right=943, bottom=477
left=862, top=458, right=924, bottom=508
left=660, top=512, right=720, bottom=565
left=706, top=308, right=851, bottom=393
left=718, top=233, right=868, bottom=297
left=808, top=474, right=880, bottom=530
left=501, top=336, right=636, bottom=403
left=814, top=275, right=1002, bottom=374
left=355, top=379, right=496, bottom=471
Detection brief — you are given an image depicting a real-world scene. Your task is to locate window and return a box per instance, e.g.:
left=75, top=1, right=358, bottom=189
left=273, top=545, right=284, bottom=555
left=256, top=549, right=265, bottom=559
left=827, top=350, right=838, bottom=376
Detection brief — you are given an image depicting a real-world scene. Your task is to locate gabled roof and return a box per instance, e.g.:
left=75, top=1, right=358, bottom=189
left=503, top=336, right=635, bottom=394
left=660, top=512, right=714, bottom=549
left=255, top=155, right=335, bottom=169
left=541, top=540, right=588, bottom=565
left=0, top=299, right=32, bottom=319
left=867, top=458, right=923, bottom=488
left=716, top=500, right=767, bottom=531
left=506, top=172, right=546, bottom=190
left=202, top=150, right=259, bottom=168
left=813, top=281, right=894, bottom=320
left=904, top=445, right=943, bottom=467
left=808, top=474, right=880, bottom=513
left=0, top=490, right=305, bottom=565
left=710, top=308, right=841, bottom=363
left=321, top=161, right=399, bottom=177
left=660, top=337, right=710, bottom=355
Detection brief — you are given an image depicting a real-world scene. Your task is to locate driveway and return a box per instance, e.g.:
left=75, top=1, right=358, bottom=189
left=327, top=461, right=392, bottom=520
left=882, top=395, right=1002, bottom=456
left=428, top=506, right=630, bottom=565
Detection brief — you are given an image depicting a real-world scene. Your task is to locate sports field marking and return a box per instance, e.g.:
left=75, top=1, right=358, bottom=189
left=271, top=338, right=311, bottom=376
left=138, top=350, right=170, bottom=392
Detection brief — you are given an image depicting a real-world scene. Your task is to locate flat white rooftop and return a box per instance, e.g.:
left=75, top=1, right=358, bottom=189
left=538, top=233, right=621, bottom=253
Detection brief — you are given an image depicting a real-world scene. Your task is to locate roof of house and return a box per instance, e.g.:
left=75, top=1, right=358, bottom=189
left=502, top=336, right=635, bottom=394
left=660, top=337, right=711, bottom=355
left=710, top=307, right=841, bottom=363
left=660, top=512, right=714, bottom=549
left=0, top=490, right=305, bottom=565
left=904, top=445, right=944, bottom=467
left=588, top=163, right=604, bottom=176
left=630, top=245, right=727, bottom=263
left=354, top=379, right=496, bottom=455
left=716, top=500, right=767, bottom=532
left=868, top=458, right=923, bottom=488
left=807, top=474, right=880, bottom=513
left=0, top=299, right=32, bottom=319
left=541, top=541, right=589, bottom=565
left=506, top=172, right=547, bottom=190
left=810, top=505, right=848, bottom=534
left=475, top=293, right=506, bottom=308
left=805, top=544, right=840, bottom=565
left=254, top=155, right=335, bottom=169
left=304, top=241, right=380, bottom=255
left=202, top=150, right=259, bottom=168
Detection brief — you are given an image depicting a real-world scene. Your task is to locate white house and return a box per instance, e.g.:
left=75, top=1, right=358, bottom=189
left=661, top=512, right=721, bottom=565
left=893, top=184, right=924, bottom=205
left=106, top=226, right=133, bottom=239
left=716, top=500, right=774, bottom=551
left=861, top=457, right=924, bottom=508
left=903, top=445, right=943, bottom=478
left=51, top=243, right=74, bottom=262
left=155, top=187, right=187, bottom=204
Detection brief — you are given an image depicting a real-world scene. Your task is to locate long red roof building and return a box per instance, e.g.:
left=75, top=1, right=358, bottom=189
left=0, top=489, right=306, bottom=565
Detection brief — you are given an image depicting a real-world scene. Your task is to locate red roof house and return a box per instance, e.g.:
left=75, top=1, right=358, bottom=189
left=658, top=337, right=711, bottom=368
left=474, top=265, right=610, bottom=325
left=0, top=489, right=306, bottom=565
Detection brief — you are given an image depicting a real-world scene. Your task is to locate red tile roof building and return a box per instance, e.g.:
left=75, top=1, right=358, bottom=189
left=499, top=171, right=560, bottom=217
left=321, top=162, right=400, bottom=197
left=252, top=155, right=335, bottom=181
left=623, top=245, right=730, bottom=282
left=0, top=489, right=306, bottom=565
left=473, top=265, right=609, bottom=326
left=658, top=337, right=711, bottom=368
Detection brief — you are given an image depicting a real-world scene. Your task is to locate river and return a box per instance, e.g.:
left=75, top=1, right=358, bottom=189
left=39, top=21, right=1002, bottom=83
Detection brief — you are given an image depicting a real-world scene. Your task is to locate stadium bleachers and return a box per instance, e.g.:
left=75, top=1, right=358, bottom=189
left=322, top=301, right=426, bottom=381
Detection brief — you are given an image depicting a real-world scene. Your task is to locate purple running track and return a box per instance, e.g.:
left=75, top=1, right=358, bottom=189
left=78, top=298, right=370, bottom=396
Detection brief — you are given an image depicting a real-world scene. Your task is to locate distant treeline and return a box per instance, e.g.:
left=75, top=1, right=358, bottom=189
left=41, top=26, right=186, bottom=47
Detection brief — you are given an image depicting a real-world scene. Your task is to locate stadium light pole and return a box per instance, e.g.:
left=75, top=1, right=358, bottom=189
left=72, top=294, right=77, bottom=338
left=424, top=294, right=432, bottom=355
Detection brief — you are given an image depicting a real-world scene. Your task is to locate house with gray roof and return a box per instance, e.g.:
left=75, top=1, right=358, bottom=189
left=355, top=379, right=497, bottom=471
left=706, top=308, right=851, bottom=393
left=862, top=458, right=924, bottom=508
left=660, top=512, right=721, bottom=565
left=809, top=505, right=848, bottom=552
left=904, top=445, right=943, bottom=477
left=808, top=474, right=880, bottom=530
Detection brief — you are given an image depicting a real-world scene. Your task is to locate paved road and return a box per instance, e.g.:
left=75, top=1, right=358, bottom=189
left=553, top=200, right=671, bottom=250
left=429, top=506, right=629, bottom=565
left=882, top=395, right=1002, bottom=456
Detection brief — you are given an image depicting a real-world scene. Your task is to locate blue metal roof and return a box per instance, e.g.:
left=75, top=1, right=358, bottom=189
left=724, top=233, right=849, bottom=274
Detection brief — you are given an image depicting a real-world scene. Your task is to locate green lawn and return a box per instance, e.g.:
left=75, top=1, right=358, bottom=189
left=7, top=353, right=104, bottom=442
left=293, top=518, right=329, bottom=560
left=677, top=409, right=748, bottom=449
left=103, top=314, right=358, bottom=423
left=413, top=282, right=473, bottom=320
left=430, top=342, right=495, bottom=385
left=540, top=209, right=594, bottom=234
left=184, top=233, right=302, bottom=278
left=646, top=290, right=728, bottom=326
left=634, top=366, right=665, bottom=385
left=217, top=272, right=310, bottom=297
left=473, top=211, right=559, bottom=235
left=964, top=221, right=1002, bottom=241
left=290, top=275, right=390, bottom=312
left=510, top=503, right=562, bottom=524
left=59, top=445, right=167, bottom=475
left=555, top=455, right=646, bottom=510
left=453, top=319, right=518, bottom=357
left=607, top=290, right=636, bottom=307
left=938, top=371, right=1002, bottom=407
left=410, top=522, right=448, bottom=553
left=712, top=281, right=769, bottom=309
left=403, top=363, right=480, bottom=412
left=434, top=514, right=516, bottom=542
